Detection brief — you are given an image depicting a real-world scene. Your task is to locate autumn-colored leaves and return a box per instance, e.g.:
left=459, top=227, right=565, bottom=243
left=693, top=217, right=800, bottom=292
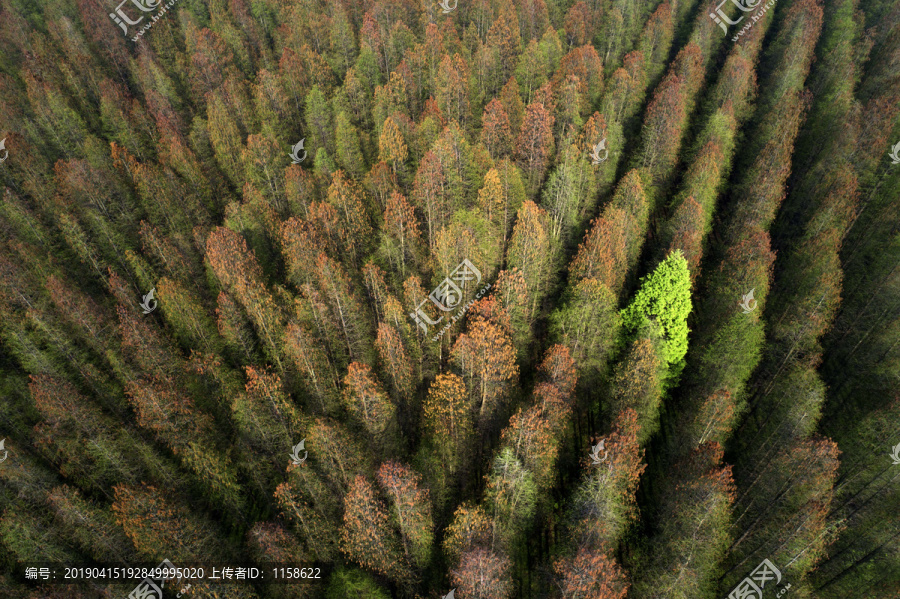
left=4, top=0, right=899, bottom=596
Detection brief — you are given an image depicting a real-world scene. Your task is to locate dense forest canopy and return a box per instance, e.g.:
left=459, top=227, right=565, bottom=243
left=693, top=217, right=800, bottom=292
left=0, top=0, right=898, bottom=597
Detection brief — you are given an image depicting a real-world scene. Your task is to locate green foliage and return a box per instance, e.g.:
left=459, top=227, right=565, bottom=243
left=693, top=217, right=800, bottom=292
left=485, top=448, right=538, bottom=550
left=0, top=2, right=892, bottom=597
left=325, top=567, right=391, bottom=599
left=619, top=250, right=692, bottom=369
left=549, top=278, right=620, bottom=382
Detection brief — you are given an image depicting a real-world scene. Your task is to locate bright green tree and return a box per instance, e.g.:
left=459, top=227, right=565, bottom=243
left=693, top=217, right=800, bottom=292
left=620, top=250, right=692, bottom=372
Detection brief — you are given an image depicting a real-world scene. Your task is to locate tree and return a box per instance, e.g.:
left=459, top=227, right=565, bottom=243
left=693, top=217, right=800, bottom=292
left=124, top=374, right=244, bottom=515
left=554, top=45, right=604, bottom=108
left=207, top=227, right=286, bottom=370
left=30, top=375, right=160, bottom=493
left=340, top=475, right=409, bottom=583
left=517, top=0, right=550, bottom=43
left=481, top=161, right=526, bottom=261
left=488, top=11, right=522, bottom=82
left=378, top=115, right=408, bottom=173
left=284, top=321, right=341, bottom=414
left=380, top=191, right=423, bottom=279
left=47, top=485, right=136, bottom=562
left=570, top=408, right=646, bottom=548
left=217, top=291, right=259, bottom=361
left=515, top=39, right=550, bottom=106
left=98, top=79, right=153, bottom=159
left=434, top=54, right=472, bottom=127
left=431, top=213, right=494, bottom=289
left=662, top=195, right=709, bottom=281
left=451, top=547, right=514, bottom=599
left=342, top=362, right=396, bottom=444
left=500, top=76, right=526, bottom=135
left=423, top=373, right=474, bottom=487
left=632, top=443, right=735, bottom=599
left=516, top=99, right=555, bottom=196
left=723, top=437, right=839, bottom=587
left=156, top=277, right=222, bottom=354
left=231, top=367, right=302, bottom=456
left=412, top=150, right=451, bottom=249
left=481, top=98, right=513, bottom=159
left=365, top=161, right=400, bottom=212
left=725, top=91, right=809, bottom=244
left=570, top=170, right=648, bottom=293
left=555, top=548, right=629, bottom=599
left=443, top=502, right=493, bottom=562
left=756, top=0, right=823, bottom=114
left=0, top=508, right=81, bottom=564
left=485, top=447, right=538, bottom=549
left=431, top=121, right=481, bottom=208
left=538, top=344, right=577, bottom=397
left=636, top=43, right=704, bottom=192
left=500, top=402, right=560, bottom=490
left=274, top=418, right=367, bottom=560
left=620, top=250, right=692, bottom=370
left=285, top=163, right=319, bottom=217
left=492, top=269, right=532, bottom=358
left=327, top=0, right=357, bottom=76
left=675, top=389, right=736, bottom=451
left=811, top=400, right=900, bottom=598
left=506, top=200, right=557, bottom=318
left=376, top=461, right=434, bottom=569
left=450, top=311, right=519, bottom=433
left=600, top=52, right=647, bottom=126
left=325, top=568, right=391, bottom=599
left=374, top=71, right=410, bottom=130
left=636, top=3, right=674, bottom=83
left=541, top=141, right=595, bottom=242
left=684, top=230, right=776, bottom=426
left=247, top=521, right=310, bottom=564
left=305, top=85, right=334, bottom=156
left=606, top=336, right=666, bottom=444
left=325, top=170, right=373, bottom=267
left=312, top=253, right=372, bottom=362
left=253, top=68, right=299, bottom=142
left=375, top=321, right=414, bottom=400
left=335, top=111, right=367, bottom=177
left=550, top=278, right=620, bottom=380
left=413, top=104, right=445, bottom=162
left=112, top=483, right=235, bottom=561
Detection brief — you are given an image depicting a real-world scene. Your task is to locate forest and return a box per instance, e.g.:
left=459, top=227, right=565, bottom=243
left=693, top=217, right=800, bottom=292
left=0, top=0, right=898, bottom=597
